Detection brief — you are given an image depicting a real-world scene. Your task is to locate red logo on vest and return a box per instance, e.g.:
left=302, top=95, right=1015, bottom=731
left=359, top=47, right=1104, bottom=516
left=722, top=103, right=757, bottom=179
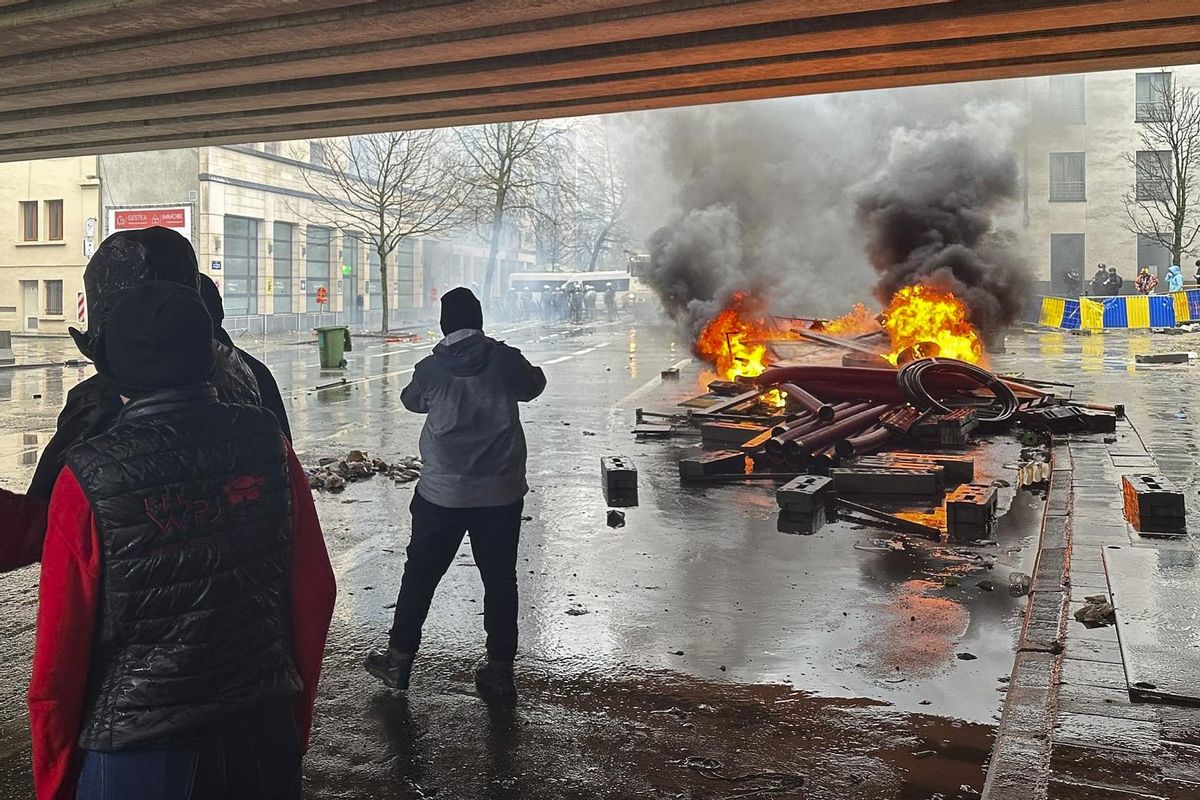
left=223, top=475, right=265, bottom=505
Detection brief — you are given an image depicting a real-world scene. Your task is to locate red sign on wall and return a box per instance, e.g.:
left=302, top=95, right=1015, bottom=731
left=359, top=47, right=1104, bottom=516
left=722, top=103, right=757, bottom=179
left=113, top=208, right=187, bottom=229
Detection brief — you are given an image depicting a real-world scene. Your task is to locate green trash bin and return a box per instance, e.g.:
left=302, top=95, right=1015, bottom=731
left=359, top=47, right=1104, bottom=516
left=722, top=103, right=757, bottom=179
left=315, top=325, right=352, bottom=368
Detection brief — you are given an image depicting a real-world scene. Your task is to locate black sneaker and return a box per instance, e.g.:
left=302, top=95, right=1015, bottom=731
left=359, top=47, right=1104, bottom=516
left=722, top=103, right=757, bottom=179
left=364, top=647, right=414, bottom=690
left=474, top=659, right=517, bottom=700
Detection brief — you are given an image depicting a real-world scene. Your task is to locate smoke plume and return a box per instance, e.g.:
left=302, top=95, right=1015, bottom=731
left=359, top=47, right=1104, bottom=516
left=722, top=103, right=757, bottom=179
left=854, top=103, right=1030, bottom=338
left=636, top=84, right=1030, bottom=339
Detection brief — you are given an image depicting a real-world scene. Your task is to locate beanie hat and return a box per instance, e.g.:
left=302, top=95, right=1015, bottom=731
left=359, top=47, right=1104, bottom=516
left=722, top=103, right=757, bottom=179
left=70, top=227, right=200, bottom=359
left=93, top=282, right=214, bottom=397
left=440, top=287, right=484, bottom=336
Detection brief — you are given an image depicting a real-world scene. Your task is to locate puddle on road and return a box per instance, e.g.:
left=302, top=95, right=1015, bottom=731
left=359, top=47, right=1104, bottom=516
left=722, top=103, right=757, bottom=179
left=306, top=651, right=994, bottom=800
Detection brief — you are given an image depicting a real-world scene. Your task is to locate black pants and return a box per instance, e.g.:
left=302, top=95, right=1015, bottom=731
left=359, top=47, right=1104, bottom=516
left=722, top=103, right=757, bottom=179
left=389, top=492, right=524, bottom=662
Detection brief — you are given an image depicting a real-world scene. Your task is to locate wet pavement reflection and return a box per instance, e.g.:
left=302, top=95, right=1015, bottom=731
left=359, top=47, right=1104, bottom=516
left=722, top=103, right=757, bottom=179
left=0, top=323, right=1197, bottom=797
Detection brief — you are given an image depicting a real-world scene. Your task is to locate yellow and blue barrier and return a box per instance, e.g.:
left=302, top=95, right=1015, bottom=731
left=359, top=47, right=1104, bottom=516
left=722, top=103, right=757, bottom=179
left=1029, top=291, right=1200, bottom=330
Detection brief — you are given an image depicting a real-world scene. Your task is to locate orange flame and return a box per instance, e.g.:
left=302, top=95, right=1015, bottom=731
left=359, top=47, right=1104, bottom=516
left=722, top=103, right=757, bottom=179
left=695, top=292, right=775, bottom=381
left=824, top=303, right=881, bottom=336
left=881, top=285, right=985, bottom=366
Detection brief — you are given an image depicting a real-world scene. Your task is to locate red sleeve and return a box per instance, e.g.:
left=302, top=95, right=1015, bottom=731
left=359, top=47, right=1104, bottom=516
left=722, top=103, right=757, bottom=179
left=286, top=447, right=335, bottom=752
left=0, top=488, right=47, bottom=571
left=28, top=469, right=100, bottom=800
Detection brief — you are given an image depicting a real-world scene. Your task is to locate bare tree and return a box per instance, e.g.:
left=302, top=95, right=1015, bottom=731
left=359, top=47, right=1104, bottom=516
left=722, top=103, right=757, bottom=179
left=575, top=123, right=630, bottom=271
left=296, top=131, right=463, bottom=332
left=531, top=171, right=577, bottom=271
left=1122, top=70, right=1200, bottom=267
left=456, top=121, right=564, bottom=300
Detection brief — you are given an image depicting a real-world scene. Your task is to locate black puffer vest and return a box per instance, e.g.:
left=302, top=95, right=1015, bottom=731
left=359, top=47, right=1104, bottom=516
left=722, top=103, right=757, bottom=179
left=65, top=385, right=301, bottom=752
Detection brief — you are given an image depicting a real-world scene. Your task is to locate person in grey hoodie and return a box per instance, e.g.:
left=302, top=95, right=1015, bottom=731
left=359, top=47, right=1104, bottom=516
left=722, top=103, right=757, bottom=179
left=366, top=287, right=546, bottom=700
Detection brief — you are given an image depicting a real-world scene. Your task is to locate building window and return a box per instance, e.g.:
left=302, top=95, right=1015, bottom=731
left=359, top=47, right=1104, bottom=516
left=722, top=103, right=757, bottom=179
left=368, top=243, right=385, bottom=312
left=306, top=225, right=331, bottom=312
left=1135, top=150, right=1172, bottom=201
left=44, top=280, right=63, bottom=315
left=309, top=140, right=326, bottom=167
left=45, top=199, right=63, bottom=240
left=395, top=239, right=416, bottom=310
left=1048, top=75, right=1085, bottom=124
left=1049, top=153, right=1086, bottom=202
left=1049, top=233, right=1085, bottom=291
left=343, top=232, right=361, bottom=321
left=20, top=201, right=37, bottom=241
left=273, top=221, right=293, bottom=314
left=1136, top=72, right=1170, bottom=122
left=1137, top=234, right=1172, bottom=278
left=223, top=215, right=259, bottom=316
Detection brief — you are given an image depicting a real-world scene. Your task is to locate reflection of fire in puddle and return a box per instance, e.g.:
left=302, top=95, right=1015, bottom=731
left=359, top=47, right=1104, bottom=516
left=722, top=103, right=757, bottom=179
left=862, top=579, right=969, bottom=676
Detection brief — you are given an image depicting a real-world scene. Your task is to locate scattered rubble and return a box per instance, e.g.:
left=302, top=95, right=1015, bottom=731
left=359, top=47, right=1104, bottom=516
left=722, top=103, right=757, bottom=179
left=306, top=450, right=422, bottom=492
left=1074, top=594, right=1116, bottom=627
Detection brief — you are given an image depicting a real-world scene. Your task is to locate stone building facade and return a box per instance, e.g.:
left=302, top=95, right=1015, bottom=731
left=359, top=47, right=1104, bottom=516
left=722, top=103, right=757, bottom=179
left=0, top=156, right=100, bottom=335
left=1022, top=65, right=1200, bottom=293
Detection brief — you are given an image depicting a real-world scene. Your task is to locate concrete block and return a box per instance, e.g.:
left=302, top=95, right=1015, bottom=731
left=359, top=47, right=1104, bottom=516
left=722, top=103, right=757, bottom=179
left=660, top=367, right=680, bottom=380
left=700, top=421, right=769, bottom=447
left=775, top=474, right=834, bottom=513
left=602, top=456, right=638, bottom=507
left=601, top=456, right=637, bottom=487
left=937, top=408, right=978, bottom=446
left=1122, top=473, right=1186, bottom=533
left=1134, top=351, right=1190, bottom=364
left=678, top=449, right=746, bottom=480
left=830, top=466, right=943, bottom=495
left=946, top=483, right=998, bottom=526
left=777, top=504, right=828, bottom=535
left=854, top=453, right=973, bottom=485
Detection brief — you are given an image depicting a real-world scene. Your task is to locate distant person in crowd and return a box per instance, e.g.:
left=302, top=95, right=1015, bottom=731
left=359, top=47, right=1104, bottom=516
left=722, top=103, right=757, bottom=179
left=29, top=282, right=335, bottom=800
left=3, top=228, right=282, bottom=576
left=199, top=274, right=291, bottom=440
left=1166, top=265, right=1185, bottom=293
left=1194, top=259, right=1200, bottom=286
left=1090, top=264, right=1109, bottom=296
left=1063, top=269, right=1082, bottom=297
left=365, top=287, right=545, bottom=700
left=1106, top=266, right=1124, bottom=295
left=604, top=283, right=618, bottom=321
left=585, top=285, right=598, bottom=321
left=1134, top=267, right=1159, bottom=295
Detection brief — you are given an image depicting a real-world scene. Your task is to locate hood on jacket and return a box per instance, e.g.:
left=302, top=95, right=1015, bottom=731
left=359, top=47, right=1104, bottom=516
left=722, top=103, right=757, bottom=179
left=1167, top=265, right=1182, bottom=277
left=432, top=331, right=496, bottom=377
left=71, top=227, right=200, bottom=359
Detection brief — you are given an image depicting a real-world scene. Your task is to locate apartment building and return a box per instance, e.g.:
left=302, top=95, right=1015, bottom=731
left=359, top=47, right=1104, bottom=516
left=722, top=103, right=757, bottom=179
left=1022, top=65, right=1200, bottom=293
left=97, top=142, right=534, bottom=333
left=0, top=156, right=100, bottom=334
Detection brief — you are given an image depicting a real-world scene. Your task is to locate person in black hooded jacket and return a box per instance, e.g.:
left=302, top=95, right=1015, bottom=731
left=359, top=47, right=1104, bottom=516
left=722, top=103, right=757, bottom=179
left=11, top=228, right=271, bottom=573
left=198, top=274, right=291, bottom=440
left=365, top=287, right=545, bottom=701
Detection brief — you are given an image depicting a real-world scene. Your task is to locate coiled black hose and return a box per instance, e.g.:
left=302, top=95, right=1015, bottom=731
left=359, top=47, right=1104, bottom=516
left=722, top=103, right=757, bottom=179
left=896, top=358, right=1019, bottom=423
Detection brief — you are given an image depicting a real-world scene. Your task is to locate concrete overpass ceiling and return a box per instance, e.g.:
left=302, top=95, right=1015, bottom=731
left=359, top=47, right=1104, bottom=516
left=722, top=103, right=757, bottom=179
left=0, top=0, right=1197, bottom=161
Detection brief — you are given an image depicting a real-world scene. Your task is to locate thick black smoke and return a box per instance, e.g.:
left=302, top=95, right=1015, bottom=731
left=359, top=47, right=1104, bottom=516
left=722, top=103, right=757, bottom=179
left=637, top=86, right=1029, bottom=339
left=854, top=104, right=1030, bottom=338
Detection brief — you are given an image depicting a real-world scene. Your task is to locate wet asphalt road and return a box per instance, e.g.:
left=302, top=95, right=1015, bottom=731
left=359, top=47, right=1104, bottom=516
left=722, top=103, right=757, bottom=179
left=0, top=320, right=1196, bottom=799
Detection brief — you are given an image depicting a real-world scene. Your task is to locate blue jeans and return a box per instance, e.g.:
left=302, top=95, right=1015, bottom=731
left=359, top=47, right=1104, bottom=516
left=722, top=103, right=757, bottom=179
left=76, top=700, right=301, bottom=799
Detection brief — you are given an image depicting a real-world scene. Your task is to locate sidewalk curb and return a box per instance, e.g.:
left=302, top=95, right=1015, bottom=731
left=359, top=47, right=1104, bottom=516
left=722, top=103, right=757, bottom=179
left=981, top=443, right=1072, bottom=800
